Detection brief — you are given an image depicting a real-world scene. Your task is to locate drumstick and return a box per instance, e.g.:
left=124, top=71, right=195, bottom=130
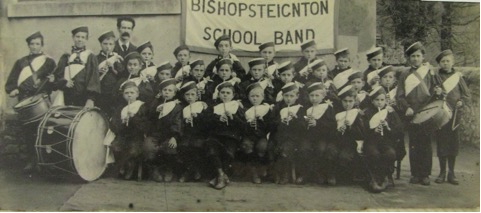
left=158, top=98, right=167, bottom=119
left=452, top=107, right=459, bottom=131
left=378, top=107, right=384, bottom=136
left=224, top=102, right=229, bottom=126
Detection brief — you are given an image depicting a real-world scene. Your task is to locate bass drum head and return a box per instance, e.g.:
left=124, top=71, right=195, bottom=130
left=72, top=108, right=108, bottom=181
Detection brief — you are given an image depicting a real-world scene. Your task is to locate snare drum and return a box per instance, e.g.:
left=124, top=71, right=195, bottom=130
left=36, top=106, right=109, bottom=181
left=13, top=93, right=51, bottom=124
left=411, top=100, right=452, bottom=132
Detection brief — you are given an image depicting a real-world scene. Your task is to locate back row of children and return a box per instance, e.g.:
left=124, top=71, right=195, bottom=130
left=7, top=27, right=470, bottom=192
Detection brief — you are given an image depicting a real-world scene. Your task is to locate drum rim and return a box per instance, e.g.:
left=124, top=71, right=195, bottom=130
left=14, top=93, right=49, bottom=110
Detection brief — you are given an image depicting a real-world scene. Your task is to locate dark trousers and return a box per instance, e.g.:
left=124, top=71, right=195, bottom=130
left=364, top=141, right=396, bottom=178
left=206, top=136, right=239, bottom=172
left=408, top=125, right=433, bottom=177
left=436, top=117, right=459, bottom=157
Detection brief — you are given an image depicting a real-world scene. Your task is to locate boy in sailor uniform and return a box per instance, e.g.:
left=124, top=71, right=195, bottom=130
left=96, top=31, right=124, bottom=117
left=348, top=71, right=370, bottom=111
left=270, top=82, right=306, bottom=184
left=205, top=82, right=246, bottom=189
left=177, top=81, right=210, bottom=182
left=172, top=45, right=191, bottom=82
left=293, top=40, right=319, bottom=84
left=152, top=62, right=173, bottom=96
left=396, top=41, right=444, bottom=185
left=181, top=59, right=215, bottom=106
left=211, top=59, right=242, bottom=103
left=259, top=42, right=278, bottom=80
left=434, top=50, right=471, bottom=185
left=362, top=86, right=403, bottom=192
left=5, top=31, right=56, bottom=171
left=240, top=82, right=274, bottom=184
left=54, top=26, right=100, bottom=107
left=305, top=59, right=339, bottom=105
left=116, top=52, right=155, bottom=105
left=272, top=61, right=306, bottom=105
left=137, top=41, right=155, bottom=70
left=205, top=35, right=246, bottom=81
left=330, top=48, right=352, bottom=79
left=239, top=58, right=275, bottom=106
left=335, top=86, right=366, bottom=183
left=145, top=78, right=183, bottom=182
left=304, top=82, right=338, bottom=186
left=110, top=81, right=150, bottom=180
left=363, top=47, right=386, bottom=91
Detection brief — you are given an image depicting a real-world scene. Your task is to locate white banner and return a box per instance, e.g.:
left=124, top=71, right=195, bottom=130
left=184, top=0, right=338, bottom=55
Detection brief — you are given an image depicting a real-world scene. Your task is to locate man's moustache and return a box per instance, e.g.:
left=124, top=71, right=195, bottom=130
left=121, top=32, right=130, bottom=37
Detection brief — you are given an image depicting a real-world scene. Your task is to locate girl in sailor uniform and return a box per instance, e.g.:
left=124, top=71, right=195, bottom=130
left=54, top=26, right=100, bottom=107
left=303, top=82, right=338, bottom=186
left=239, top=58, right=275, bottom=106
left=177, top=81, right=210, bottom=182
left=115, top=52, right=155, bottom=106
left=110, top=81, right=150, bottom=180
left=270, top=82, right=306, bottom=185
left=205, top=82, right=246, bottom=190
left=335, top=86, right=366, bottom=183
left=434, top=50, right=471, bottom=185
left=211, top=58, right=242, bottom=103
left=181, top=59, right=215, bottom=106
left=144, top=78, right=183, bottom=182
left=258, top=42, right=278, bottom=80
left=362, top=86, right=403, bottom=192
left=240, top=82, right=274, bottom=184
left=205, top=35, right=247, bottom=81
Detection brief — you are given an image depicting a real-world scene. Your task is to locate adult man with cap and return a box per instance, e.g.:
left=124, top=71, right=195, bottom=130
left=5, top=31, right=57, bottom=172
left=396, top=41, right=444, bottom=185
left=54, top=26, right=100, bottom=108
left=97, top=31, right=124, bottom=116
left=114, top=17, right=138, bottom=58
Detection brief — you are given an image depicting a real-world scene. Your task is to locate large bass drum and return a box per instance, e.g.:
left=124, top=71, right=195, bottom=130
left=36, top=106, right=109, bottom=181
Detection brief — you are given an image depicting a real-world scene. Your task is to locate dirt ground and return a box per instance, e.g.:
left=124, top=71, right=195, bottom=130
left=0, top=144, right=479, bottom=211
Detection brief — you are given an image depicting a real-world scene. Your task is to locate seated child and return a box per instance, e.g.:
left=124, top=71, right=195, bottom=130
left=137, top=41, right=155, bottom=69
left=304, top=82, right=338, bottom=185
left=205, top=35, right=246, bottom=80
left=363, top=86, right=403, bottom=192
left=182, top=59, right=215, bottom=106
left=239, top=58, right=275, bottom=105
left=270, top=82, right=306, bottom=184
left=178, top=81, right=210, bottom=182
left=241, top=82, right=273, bottom=184
left=116, top=52, right=154, bottom=105
left=211, top=58, right=242, bottom=103
left=110, top=81, right=150, bottom=180
left=144, top=78, right=183, bottom=182
left=348, top=71, right=370, bottom=111
left=153, top=62, right=173, bottom=98
left=305, top=59, right=339, bottom=105
left=205, top=82, right=246, bottom=189
left=272, top=61, right=306, bottom=104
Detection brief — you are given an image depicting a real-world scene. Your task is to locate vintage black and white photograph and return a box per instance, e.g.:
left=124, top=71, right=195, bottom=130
left=0, top=0, right=479, bottom=211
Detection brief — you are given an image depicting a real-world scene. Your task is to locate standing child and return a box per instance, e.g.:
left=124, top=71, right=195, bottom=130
left=239, top=58, right=275, bottom=105
left=137, top=41, right=155, bottom=70
left=330, top=48, right=352, bottom=79
left=396, top=41, right=444, bottom=185
left=178, top=81, right=209, bottom=182
left=172, top=45, right=191, bottom=81
left=110, top=81, right=150, bottom=180
left=363, top=47, right=385, bottom=91
left=96, top=31, right=124, bottom=116
left=363, top=86, right=403, bottom=192
left=293, top=40, right=318, bottom=84
left=241, top=82, right=273, bottom=184
left=205, top=35, right=246, bottom=80
left=145, top=78, right=183, bottom=182
left=434, top=50, right=471, bottom=185
left=206, top=82, right=246, bottom=189
left=305, top=59, right=339, bottom=105
left=348, top=71, right=370, bottom=111
left=270, top=82, right=306, bottom=184
left=272, top=61, right=305, bottom=104
left=211, top=59, right=242, bottom=102
left=182, top=59, right=215, bottom=106
left=304, top=82, right=338, bottom=185
left=152, top=62, right=173, bottom=97
left=335, top=86, right=366, bottom=183
left=259, top=42, right=278, bottom=79
left=116, top=52, right=155, bottom=105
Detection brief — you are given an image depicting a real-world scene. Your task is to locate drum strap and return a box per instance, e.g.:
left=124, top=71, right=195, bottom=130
left=412, top=70, right=430, bottom=96
left=27, top=59, right=39, bottom=87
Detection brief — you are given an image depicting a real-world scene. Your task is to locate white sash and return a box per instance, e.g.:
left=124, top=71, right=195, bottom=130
left=258, top=78, right=273, bottom=89
left=158, top=100, right=177, bottom=119
left=140, top=66, right=158, bottom=79
left=442, top=72, right=461, bottom=94
left=357, top=91, right=367, bottom=103
left=388, top=86, right=397, bottom=99
left=98, top=53, right=122, bottom=70
left=267, top=63, right=278, bottom=77
left=245, top=103, right=270, bottom=122
left=306, top=103, right=329, bottom=120
left=214, top=101, right=240, bottom=116
left=369, top=108, right=388, bottom=129
left=333, top=68, right=353, bottom=89
left=335, top=109, right=359, bottom=129
left=121, top=100, right=144, bottom=120
left=65, top=50, right=92, bottom=80
left=183, top=101, right=205, bottom=119
left=280, top=104, right=302, bottom=120
left=17, top=55, right=48, bottom=86
left=405, top=65, right=429, bottom=96
left=175, top=65, right=191, bottom=79
left=367, top=70, right=379, bottom=86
